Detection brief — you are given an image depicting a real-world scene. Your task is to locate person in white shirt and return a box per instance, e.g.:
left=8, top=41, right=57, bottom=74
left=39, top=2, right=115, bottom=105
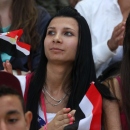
left=75, top=0, right=130, bottom=77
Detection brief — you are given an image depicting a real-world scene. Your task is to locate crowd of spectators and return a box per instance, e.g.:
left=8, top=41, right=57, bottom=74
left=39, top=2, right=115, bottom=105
left=0, top=0, right=129, bottom=130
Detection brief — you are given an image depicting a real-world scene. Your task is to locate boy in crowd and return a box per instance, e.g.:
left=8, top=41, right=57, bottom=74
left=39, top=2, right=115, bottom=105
left=0, top=71, right=32, bottom=130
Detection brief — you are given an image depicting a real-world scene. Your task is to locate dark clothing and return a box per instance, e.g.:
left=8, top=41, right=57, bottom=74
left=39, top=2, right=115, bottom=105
left=36, top=0, right=69, bottom=16
left=116, top=76, right=128, bottom=130
left=0, top=6, right=51, bottom=72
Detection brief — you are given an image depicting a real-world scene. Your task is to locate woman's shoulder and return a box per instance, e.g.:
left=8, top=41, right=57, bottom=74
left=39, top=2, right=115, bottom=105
left=112, top=76, right=122, bottom=101
left=103, top=75, right=122, bottom=106
left=102, top=76, right=123, bottom=130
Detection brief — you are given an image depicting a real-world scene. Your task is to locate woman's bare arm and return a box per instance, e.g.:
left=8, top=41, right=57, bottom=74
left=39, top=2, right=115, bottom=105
left=103, top=78, right=122, bottom=130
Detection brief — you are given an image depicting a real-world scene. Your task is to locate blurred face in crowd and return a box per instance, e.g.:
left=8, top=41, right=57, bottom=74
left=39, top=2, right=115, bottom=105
left=0, top=95, right=32, bottom=130
left=44, top=17, right=79, bottom=64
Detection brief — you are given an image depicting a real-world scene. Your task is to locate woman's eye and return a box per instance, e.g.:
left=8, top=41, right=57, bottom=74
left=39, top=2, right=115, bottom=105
left=47, top=31, right=55, bottom=35
left=8, top=119, right=18, bottom=123
left=64, top=32, right=73, bottom=36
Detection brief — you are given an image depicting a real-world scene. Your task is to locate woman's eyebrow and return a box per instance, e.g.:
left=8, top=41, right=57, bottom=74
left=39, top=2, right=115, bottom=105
left=47, top=27, right=76, bottom=32
left=63, top=27, right=75, bottom=31
left=47, top=27, right=55, bottom=29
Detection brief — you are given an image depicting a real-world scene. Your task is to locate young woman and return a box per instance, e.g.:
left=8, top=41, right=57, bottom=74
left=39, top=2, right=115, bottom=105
left=0, top=0, right=50, bottom=74
left=5, top=7, right=114, bottom=130
left=102, top=14, right=130, bottom=130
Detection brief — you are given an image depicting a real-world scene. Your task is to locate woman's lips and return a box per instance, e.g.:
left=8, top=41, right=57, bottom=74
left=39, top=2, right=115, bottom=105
left=50, top=48, right=64, bottom=52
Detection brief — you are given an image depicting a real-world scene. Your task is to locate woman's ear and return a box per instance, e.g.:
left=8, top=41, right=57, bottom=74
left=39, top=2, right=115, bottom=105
left=25, top=111, right=33, bottom=130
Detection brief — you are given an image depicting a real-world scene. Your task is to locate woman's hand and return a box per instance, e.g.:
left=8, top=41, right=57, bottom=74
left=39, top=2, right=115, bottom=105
left=3, top=60, right=13, bottom=74
left=42, top=108, right=76, bottom=130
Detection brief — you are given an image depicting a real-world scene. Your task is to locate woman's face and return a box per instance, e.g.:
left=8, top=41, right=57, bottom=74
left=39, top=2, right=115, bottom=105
left=44, top=17, right=79, bottom=64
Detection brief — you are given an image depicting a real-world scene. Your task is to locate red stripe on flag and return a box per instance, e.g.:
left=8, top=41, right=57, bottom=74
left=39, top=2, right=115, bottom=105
left=17, top=41, right=31, bottom=51
left=86, top=83, right=102, bottom=130
left=6, top=29, right=23, bottom=39
left=5, top=29, right=30, bottom=51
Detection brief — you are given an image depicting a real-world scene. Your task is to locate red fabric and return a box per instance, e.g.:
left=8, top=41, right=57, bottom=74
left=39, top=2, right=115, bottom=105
left=24, top=73, right=33, bottom=105
left=2, top=29, right=31, bottom=52
left=17, top=41, right=31, bottom=51
left=6, top=29, right=23, bottom=39
left=86, top=83, right=102, bottom=130
left=120, top=112, right=128, bottom=130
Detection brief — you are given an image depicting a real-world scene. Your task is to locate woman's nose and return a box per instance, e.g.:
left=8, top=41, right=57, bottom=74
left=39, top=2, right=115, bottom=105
left=53, top=34, right=62, bottom=43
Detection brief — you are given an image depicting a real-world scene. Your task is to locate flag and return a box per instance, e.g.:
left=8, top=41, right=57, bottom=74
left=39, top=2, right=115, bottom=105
left=64, top=82, right=102, bottom=130
left=0, top=29, right=31, bottom=58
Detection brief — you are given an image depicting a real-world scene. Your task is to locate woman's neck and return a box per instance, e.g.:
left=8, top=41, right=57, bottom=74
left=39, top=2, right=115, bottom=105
left=45, top=62, right=72, bottom=93
left=118, top=0, right=130, bottom=20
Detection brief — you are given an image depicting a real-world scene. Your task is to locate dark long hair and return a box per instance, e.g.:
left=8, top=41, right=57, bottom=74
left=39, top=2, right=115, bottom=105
left=10, top=0, right=39, bottom=50
left=121, top=13, right=130, bottom=129
left=26, top=7, right=113, bottom=130
left=98, top=61, right=121, bottom=82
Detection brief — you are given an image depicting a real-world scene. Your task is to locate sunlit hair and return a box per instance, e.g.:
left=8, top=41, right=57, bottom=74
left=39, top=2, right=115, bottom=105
left=26, top=6, right=113, bottom=130
left=10, top=0, right=39, bottom=50
left=121, top=13, right=130, bottom=129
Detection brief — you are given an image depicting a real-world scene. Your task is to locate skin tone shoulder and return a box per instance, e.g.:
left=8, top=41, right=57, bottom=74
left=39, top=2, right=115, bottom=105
left=0, top=95, right=32, bottom=130
left=103, top=78, right=123, bottom=130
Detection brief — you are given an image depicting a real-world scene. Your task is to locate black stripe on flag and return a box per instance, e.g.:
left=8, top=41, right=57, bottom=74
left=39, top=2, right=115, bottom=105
left=75, top=106, right=85, bottom=121
left=64, top=121, right=79, bottom=130
left=0, top=39, right=26, bottom=58
left=64, top=107, right=85, bottom=130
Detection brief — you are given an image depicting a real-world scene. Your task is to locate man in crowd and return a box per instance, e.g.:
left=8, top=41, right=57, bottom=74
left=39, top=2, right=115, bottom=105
left=0, top=71, right=32, bottom=130
left=75, top=0, right=130, bottom=77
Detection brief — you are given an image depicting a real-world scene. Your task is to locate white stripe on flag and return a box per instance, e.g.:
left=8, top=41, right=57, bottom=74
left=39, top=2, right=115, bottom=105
left=0, top=32, right=9, bottom=36
left=15, top=75, right=26, bottom=96
left=16, top=44, right=30, bottom=55
left=78, top=95, right=93, bottom=130
left=0, top=35, right=17, bottom=45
